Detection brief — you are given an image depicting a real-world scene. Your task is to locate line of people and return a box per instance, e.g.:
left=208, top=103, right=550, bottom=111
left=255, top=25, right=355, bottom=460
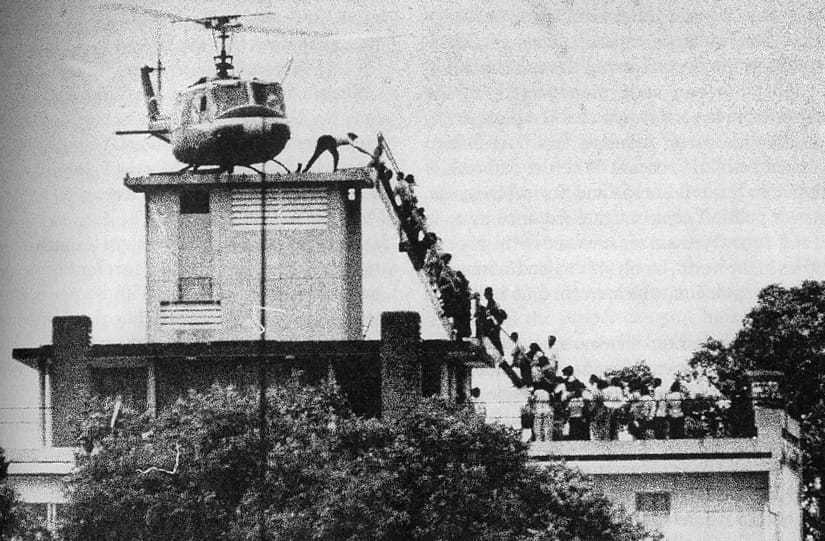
left=371, top=143, right=478, bottom=340
left=364, top=136, right=746, bottom=445
left=367, top=138, right=550, bottom=369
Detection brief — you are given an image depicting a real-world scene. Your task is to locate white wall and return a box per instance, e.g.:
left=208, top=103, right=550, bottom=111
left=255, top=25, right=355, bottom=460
left=592, top=472, right=770, bottom=541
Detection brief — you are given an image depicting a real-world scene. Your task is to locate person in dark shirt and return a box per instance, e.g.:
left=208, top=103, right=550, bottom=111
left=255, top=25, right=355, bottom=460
left=533, top=355, right=556, bottom=393
left=482, top=287, right=506, bottom=356
left=301, top=132, right=371, bottom=172
left=567, top=386, right=589, bottom=440
left=450, top=271, right=472, bottom=339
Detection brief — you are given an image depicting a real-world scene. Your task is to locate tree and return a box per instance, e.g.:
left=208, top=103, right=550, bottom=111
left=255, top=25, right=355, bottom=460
left=603, top=361, right=655, bottom=389
left=1, top=448, right=13, bottom=538
left=688, top=281, right=825, bottom=539
left=61, top=378, right=654, bottom=540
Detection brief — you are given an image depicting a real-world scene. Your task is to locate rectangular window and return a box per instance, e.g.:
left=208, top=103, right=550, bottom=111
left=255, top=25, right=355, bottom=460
left=178, top=191, right=213, bottom=303
left=180, top=191, right=210, bottom=214
left=635, top=492, right=671, bottom=515
left=178, top=276, right=213, bottom=301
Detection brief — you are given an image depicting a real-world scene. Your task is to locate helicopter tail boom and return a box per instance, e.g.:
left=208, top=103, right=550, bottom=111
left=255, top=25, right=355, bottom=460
left=141, top=65, right=163, bottom=123
left=115, top=129, right=170, bottom=143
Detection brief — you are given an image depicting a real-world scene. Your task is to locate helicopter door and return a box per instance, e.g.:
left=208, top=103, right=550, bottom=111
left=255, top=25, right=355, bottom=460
left=179, top=90, right=211, bottom=126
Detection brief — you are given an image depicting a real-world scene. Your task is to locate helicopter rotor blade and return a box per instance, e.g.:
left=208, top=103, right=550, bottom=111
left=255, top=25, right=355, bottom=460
left=237, top=22, right=334, bottom=38
left=175, top=11, right=281, bottom=25
left=103, top=4, right=332, bottom=36
left=101, top=2, right=190, bottom=24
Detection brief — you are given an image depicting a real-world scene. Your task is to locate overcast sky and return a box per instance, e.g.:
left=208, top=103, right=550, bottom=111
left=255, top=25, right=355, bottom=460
left=1, top=1, right=823, bottom=446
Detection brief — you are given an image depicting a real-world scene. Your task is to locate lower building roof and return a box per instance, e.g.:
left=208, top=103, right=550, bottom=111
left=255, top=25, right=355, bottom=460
left=12, top=338, right=487, bottom=369
left=124, top=167, right=375, bottom=192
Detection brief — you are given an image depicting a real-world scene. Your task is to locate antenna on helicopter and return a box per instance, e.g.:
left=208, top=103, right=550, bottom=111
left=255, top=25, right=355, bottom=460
left=280, top=56, right=294, bottom=85
left=155, top=42, right=164, bottom=98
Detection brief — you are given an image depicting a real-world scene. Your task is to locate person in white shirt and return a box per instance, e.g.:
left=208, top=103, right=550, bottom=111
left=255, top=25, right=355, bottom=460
left=651, top=377, right=669, bottom=439
left=545, top=335, right=559, bottom=374
left=509, top=332, right=527, bottom=369
left=666, top=381, right=686, bottom=439
left=533, top=388, right=553, bottom=441
left=602, top=377, right=626, bottom=440
left=301, top=132, right=371, bottom=172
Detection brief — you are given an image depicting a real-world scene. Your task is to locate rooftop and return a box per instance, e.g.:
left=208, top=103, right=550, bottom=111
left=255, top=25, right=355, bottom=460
left=12, top=337, right=489, bottom=370
left=526, top=434, right=800, bottom=475
left=124, top=167, right=375, bottom=192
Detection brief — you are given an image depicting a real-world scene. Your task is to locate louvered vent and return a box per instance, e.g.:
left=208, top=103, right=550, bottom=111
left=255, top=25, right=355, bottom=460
left=159, top=302, right=222, bottom=326
left=231, top=188, right=329, bottom=230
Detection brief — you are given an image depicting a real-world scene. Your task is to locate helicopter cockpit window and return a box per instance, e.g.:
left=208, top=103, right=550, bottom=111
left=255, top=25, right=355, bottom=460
left=211, top=83, right=250, bottom=114
left=251, top=82, right=284, bottom=114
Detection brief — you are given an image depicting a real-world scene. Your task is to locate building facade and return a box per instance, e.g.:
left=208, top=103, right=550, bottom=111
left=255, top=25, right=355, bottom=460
left=126, top=169, right=369, bottom=343
left=475, top=367, right=803, bottom=540
left=4, top=165, right=804, bottom=539
left=5, top=167, right=484, bottom=532
left=528, top=406, right=802, bottom=540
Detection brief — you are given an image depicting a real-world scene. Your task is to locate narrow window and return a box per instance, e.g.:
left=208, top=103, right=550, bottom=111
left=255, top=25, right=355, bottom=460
left=180, top=191, right=210, bottom=214
left=178, top=277, right=213, bottom=301
left=199, top=95, right=207, bottom=112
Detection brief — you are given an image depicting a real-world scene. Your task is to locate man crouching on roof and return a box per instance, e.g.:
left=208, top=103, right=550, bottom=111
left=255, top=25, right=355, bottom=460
left=300, top=132, right=372, bottom=172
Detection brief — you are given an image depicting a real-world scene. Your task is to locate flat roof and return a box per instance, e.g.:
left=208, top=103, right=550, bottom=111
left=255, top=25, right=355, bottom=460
left=12, top=338, right=487, bottom=369
left=124, top=167, right=375, bottom=192
left=527, top=437, right=779, bottom=474
left=6, top=447, right=76, bottom=476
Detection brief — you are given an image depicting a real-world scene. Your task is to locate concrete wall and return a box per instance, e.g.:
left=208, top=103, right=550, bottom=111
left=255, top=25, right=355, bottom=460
left=772, top=461, right=803, bottom=541
left=380, top=311, right=423, bottom=422
left=145, top=183, right=363, bottom=342
left=592, top=472, right=770, bottom=541
left=49, top=316, right=92, bottom=446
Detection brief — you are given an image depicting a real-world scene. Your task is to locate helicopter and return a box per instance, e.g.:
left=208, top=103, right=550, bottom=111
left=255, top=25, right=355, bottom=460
left=113, top=7, right=308, bottom=174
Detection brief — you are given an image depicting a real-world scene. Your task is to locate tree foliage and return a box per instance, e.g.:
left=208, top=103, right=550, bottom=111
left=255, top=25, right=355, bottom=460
left=603, top=360, right=655, bottom=389
left=1, top=448, right=13, bottom=539
left=688, top=281, right=825, bottom=539
left=61, top=378, right=652, bottom=540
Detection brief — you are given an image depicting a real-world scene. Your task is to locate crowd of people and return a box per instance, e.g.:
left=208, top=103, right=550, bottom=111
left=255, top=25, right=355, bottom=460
left=359, top=138, right=748, bottom=441
left=361, top=135, right=751, bottom=446
left=358, top=135, right=750, bottom=446
left=503, top=342, right=740, bottom=442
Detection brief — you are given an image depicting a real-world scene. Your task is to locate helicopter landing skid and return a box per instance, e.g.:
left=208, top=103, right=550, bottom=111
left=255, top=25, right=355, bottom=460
left=145, top=163, right=285, bottom=177
left=148, top=166, right=222, bottom=176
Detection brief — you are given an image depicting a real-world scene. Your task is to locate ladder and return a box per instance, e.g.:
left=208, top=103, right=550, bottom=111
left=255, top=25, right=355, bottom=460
left=373, top=133, right=517, bottom=375
left=374, top=133, right=454, bottom=338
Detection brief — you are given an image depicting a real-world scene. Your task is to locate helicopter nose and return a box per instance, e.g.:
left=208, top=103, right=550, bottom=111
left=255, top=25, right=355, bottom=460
left=215, top=125, right=244, bottom=140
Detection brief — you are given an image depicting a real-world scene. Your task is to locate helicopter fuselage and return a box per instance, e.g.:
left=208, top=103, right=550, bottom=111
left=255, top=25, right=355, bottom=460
left=170, top=77, right=290, bottom=167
